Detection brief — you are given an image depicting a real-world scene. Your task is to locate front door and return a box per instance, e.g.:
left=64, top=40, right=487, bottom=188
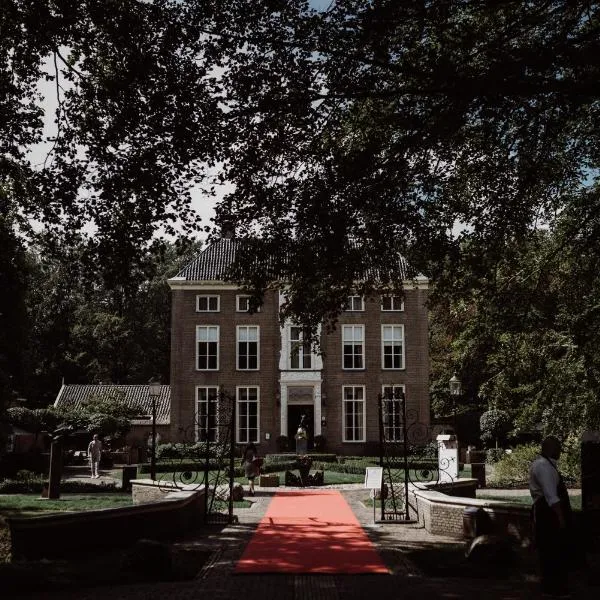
left=288, top=404, right=314, bottom=451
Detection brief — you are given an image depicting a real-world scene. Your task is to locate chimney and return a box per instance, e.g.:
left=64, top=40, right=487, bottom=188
left=221, top=221, right=235, bottom=239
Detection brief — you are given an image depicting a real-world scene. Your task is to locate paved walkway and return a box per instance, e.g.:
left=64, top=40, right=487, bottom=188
left=17, top=484, right=599, bottom=600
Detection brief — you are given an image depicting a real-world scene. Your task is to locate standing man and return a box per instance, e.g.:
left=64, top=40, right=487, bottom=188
left=87, top=433, right=103, bottom=479
left=529, top=435, right=573, bottom=598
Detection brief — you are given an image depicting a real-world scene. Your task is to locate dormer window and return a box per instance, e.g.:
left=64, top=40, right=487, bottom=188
left=345, top=296, right=365, bottom=311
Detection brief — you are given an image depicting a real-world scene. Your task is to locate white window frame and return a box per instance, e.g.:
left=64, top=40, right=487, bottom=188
left=382, top=324, right=405, bottom=370
left=381, top=384, right=406, bottom=442
left=342, top=385, right=366, bottom=442
left=237, top=325, right=260, bottom=370
left=381, top=295, right=404, bottom=312
left=196, top=295, right=220, bottom=312
left=236, top=295, right=261, bottom=312
left=345, top=295, right=365, bottom=311
left=342, top=325, right=365, bottom=370
left=237, top=386, right=260, bottom=444
left=196, top=325, right=219, bottom=370
left=195, top=386, right=219, bottom=442
left=289, top=326, right=312, bottom=370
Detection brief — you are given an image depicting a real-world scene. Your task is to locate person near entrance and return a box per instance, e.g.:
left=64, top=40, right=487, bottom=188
left=529, top=435, right=573, bottom=598
left=87, top=433, right=103, bottom=479
left=243, top=442, right=261, bottom=496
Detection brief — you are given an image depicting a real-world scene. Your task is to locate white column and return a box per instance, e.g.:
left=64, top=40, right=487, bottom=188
left=314, top=384, right=322, bottom=436
left=280, top=384, right=288, bottom=436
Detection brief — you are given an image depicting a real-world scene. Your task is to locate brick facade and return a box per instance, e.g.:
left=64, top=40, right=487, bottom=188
left=168, top=240, right=430, bottom=455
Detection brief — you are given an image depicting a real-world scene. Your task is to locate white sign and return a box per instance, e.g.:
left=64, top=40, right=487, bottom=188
left=364, top=467, right=383, bottom=490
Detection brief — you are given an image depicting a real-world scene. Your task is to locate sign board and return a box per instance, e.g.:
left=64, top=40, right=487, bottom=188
left=364, top=467, right=383, bottom=490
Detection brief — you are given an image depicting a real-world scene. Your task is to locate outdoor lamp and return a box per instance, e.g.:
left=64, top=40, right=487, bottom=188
left=449, top=374, right=461, bottom=397
left=449, top=374, right=461, bottom=436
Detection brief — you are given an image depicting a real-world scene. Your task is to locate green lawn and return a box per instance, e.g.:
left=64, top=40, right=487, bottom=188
left=0, top=493, right=133, bottom=517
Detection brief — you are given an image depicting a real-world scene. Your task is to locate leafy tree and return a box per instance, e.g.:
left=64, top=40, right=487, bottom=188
left=209, top=1, right=600, bottom=337
left=21, top=237, right=200, bottom=406
left=429, top=226, right=600, bottom=442
left=53, top=389, right=143, bottom=442
left=4, top=407, right=40, bottom=432
left=0, top=199, right=30, bottom=412
left=480, top=409, right=510, bottom=449
left=2, top=1, right=599, bottom=336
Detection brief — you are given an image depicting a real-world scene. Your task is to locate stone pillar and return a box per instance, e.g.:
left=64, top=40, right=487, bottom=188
left=437, top=434, right=459, bottom=483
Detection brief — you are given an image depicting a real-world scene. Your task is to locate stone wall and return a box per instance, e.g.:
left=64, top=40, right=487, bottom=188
left=8, top=484, right=205, bottom=561
left=407, top=482, right=532, bottom=542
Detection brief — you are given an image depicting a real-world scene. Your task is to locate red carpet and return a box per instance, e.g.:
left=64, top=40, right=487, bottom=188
left=235, top=490, right=388, bottom=574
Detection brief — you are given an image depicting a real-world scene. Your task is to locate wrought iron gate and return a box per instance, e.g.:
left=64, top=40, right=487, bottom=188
left=158, top=389, right=237, bottom=524
left=378, top=389, right=454, bottom=522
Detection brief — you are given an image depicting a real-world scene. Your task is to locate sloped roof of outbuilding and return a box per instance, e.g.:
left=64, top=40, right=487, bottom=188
left=54, top=384, right=170, bottom=425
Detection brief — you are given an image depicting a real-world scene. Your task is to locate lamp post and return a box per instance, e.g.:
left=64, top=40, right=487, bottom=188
left=148, top=379, right=161, bottom=481
left=449, top=374, right=461, bottom=435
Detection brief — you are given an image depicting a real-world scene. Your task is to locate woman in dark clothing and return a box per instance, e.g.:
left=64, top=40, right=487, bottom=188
left=243, top=443, right=260, bottom=495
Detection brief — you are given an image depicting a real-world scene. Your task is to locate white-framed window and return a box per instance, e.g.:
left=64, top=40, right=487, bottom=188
left=345, top=295, right=365, bottom=311
left=195, top=386, right=219, bottom=442
left=237, top=386, right=259, bottom=443
left=196, top=325, right=219, bottom=370
left=236, top=295, right=260, bottom=312
left=381, top=295, right=404, bottom=312
left=343, top=385, right=365, bottom=442
left=237, top=325, right=259, bottom=370
left=381, top=385, right=405, bottom=441
left=382, top=325, right=404, bottom=369
left=342, top=325, right=364, bottom=369
left=196, top=295, right=220, bottom=312
left=290, top=326, right=312, bottom=369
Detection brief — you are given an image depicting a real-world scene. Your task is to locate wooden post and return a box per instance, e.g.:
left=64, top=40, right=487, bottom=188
left=47, top=435, right=63, bottom=499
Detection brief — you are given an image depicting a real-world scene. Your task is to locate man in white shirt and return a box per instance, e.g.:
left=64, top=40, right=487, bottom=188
left=87, top=434, right=103, bottom=479
left=529, top=435, right=572, bottom=598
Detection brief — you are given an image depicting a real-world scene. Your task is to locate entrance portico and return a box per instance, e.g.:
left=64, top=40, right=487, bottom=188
left=279, top=374, right=324, bottom=441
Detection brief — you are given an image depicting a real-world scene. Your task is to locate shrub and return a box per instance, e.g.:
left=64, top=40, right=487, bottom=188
left=32, top=408, right=60, bottom=432
left=487, top=443, right=538, bottom=487
left=489, top=441, right=581, bottom=488
left=486, top=448, right=506, bottom=464
left=264, top=454, right=295, bottom=464
left=155, top=443, right=184, bottom=460
left=558, top=434, right=581, bottom=485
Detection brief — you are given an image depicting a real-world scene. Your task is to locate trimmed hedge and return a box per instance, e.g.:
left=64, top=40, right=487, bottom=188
left=265, top=453, right=337, bottom=464
left=138, top=460, right=230, bottom=475
left=0, top=478, right=119, bottom=494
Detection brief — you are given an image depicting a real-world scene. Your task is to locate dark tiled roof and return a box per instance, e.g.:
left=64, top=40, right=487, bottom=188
left=174, top=237, right=416, bottom=283
left=54, top=385, right=170, bottom=425
left=175, top=238, right=239, bottom=281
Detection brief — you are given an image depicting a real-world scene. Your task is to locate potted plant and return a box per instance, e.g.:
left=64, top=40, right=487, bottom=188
left=296, top=455, right=313, bottom=486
